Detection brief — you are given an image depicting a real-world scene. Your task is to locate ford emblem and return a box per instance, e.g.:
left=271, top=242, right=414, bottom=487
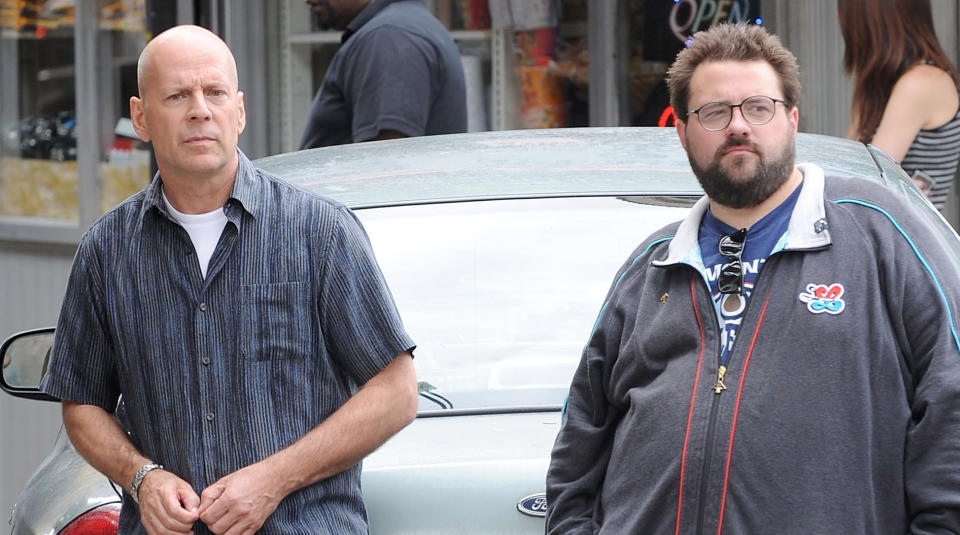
left=517, top=493, right=547, bottom=517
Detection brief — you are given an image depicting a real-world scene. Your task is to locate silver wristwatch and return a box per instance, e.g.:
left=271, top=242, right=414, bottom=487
left=129, top=463, right=163, bottom=504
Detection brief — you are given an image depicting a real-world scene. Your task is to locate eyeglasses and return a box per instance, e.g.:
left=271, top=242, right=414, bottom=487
left=718, top=228, right=747, bottom=295
left=688, top=96, right=787, bottom=131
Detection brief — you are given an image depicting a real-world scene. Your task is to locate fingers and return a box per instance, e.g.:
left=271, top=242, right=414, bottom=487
left=198, top=483, right=225, bottom=515
left=139, top=470, right=200, bottom=534
left=198, top=470, right=277, bottom=535
left=179, top=484, right=201, bottom=515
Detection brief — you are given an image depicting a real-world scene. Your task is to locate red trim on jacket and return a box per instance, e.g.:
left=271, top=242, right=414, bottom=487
left=677, top=276, right=708, bottom=534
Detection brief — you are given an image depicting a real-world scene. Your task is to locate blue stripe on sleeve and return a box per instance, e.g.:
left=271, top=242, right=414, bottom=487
left=834, top=199, right=960, bottom=356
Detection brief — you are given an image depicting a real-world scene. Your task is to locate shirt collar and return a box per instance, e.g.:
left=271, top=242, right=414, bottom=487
left=139, top=149, right=260, bottom=224
left=655, top=162, right=831, bottom=266
left=342, top=0, right=405, bottom=43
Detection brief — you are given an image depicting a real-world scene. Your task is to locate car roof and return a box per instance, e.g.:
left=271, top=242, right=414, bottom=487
left=254, top=127, right=882, bottom=209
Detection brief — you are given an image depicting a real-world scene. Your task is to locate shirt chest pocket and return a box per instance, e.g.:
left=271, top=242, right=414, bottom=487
left=241, top=282, right=312, bottom=361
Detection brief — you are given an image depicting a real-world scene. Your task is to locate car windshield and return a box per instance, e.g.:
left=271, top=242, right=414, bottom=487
left=356, top=196, right=694, bottom=414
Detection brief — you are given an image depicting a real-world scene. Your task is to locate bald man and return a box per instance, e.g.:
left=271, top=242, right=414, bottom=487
left=41, top=25, right=417, bottom=535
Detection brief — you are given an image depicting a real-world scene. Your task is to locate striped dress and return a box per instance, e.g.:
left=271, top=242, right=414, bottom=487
left=900, top=108, right=960, bottom=209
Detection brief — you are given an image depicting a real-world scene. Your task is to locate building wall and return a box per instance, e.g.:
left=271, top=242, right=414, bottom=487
left=0, top=241, right=76, bottom=525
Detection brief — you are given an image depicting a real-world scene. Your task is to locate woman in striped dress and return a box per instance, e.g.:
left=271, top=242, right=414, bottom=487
left=839, top=0, right=960, bottom=210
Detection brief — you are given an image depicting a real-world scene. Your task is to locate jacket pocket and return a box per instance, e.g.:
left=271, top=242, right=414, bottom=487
left=241, top=281, right=311, bottom=361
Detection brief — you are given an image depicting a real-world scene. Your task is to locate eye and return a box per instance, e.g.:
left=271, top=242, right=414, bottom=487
left=166, top=93, right=184, bottom=102
left=701, top=104, right=728, bottom=120
left=745, top=101, right=772, bottom=114
left=208, top=89, right=228, bottom=98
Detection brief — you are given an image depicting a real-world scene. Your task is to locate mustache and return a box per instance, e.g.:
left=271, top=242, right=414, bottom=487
left=717, top=136, right=760, bottom=155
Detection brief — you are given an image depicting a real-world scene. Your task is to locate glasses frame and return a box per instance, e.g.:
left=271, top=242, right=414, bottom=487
left=687, top=96, right=787, bottom=132
left=717, top=228, right=747, bottom=295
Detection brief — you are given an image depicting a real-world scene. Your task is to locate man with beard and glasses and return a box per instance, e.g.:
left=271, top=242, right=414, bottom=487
left=298, top=0, right=467, bottom=149
left=546, top=22, right=960, bottom=534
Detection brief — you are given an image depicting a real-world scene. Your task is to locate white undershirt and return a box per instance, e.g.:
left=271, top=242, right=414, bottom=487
left=162, top=191, right=228, bottom=278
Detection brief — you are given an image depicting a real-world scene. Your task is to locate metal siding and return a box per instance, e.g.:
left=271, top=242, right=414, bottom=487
left=0, top=243, right=77, bottom=527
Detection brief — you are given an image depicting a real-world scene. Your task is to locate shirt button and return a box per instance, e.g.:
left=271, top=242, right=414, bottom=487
left=201, top=357, right=211, bottom=365
left=186, top=248, right=194, bottom=255
left=206, top=412, right=215, bottom=421
left=199, top=302, right=207, bottom=311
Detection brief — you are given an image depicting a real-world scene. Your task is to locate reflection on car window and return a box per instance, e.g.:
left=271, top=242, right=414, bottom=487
left=358, top=197, right=692, bottom=411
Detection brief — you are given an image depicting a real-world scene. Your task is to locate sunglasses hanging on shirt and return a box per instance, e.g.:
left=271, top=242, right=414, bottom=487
left=718, top=228, right=747, bottom=295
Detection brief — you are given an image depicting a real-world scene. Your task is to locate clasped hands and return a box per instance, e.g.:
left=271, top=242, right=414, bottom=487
left=136, top=462, right=283, bottom=535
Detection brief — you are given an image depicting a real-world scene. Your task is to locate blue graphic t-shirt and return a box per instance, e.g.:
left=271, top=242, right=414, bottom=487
left=698, top=182, right=802, bottom=366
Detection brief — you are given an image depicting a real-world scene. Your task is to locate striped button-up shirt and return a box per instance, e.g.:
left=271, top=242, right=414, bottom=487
left=43, top=151, right=414, bottom=534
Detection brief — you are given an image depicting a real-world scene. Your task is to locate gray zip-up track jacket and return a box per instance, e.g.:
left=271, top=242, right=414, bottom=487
left=546, top=164, right=960, bottom=534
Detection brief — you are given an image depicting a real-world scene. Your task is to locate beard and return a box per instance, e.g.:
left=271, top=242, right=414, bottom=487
left=308, top=0, right=340, bottom=31
left=687, top=134, right=796, bottom=209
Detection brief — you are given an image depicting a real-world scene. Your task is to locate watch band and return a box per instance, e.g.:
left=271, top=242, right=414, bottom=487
left=129, top=462, right=163, bottom=504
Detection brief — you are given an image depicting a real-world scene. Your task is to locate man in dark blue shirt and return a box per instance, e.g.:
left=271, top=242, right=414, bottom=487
left=299, top=0, right=467, bottom=148
left=41, top=25, right=417, bottom=534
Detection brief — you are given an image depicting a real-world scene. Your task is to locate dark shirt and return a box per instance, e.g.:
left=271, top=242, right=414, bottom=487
left=42, top=151, right=414, bottom=534
left=299, top=0, right=467, bottom=148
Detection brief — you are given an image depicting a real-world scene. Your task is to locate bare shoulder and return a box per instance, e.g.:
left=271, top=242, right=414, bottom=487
left=890, top=64, right=959, bottom=128
left=896, top=63, right=956, bottom=93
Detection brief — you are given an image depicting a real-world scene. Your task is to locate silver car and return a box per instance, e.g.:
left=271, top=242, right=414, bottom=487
left=2, top=127, right=953, bottom=534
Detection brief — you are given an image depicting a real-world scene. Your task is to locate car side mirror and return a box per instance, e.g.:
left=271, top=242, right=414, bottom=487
left=1, top=328, right=58, bottom=401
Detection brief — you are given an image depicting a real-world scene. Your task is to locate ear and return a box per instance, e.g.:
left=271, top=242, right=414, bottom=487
left=788, top=105, right=799, bottom=133
left=675, top=117, right=688, bottom=150
left=130, top=96, right=151, bottom=142
left=237, top=91, right=246, bottom=135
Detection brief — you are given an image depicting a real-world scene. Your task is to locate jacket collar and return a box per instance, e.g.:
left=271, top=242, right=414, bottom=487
left=655, top=162, right=831, bottom=266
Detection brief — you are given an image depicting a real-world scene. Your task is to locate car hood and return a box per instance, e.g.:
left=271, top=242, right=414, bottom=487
left=362, top=411, right=561, bottom=534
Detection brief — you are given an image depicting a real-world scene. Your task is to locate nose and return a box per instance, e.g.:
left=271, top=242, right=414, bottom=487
left=188, top=93, right=212, bottom=121
left=725, top=106, right=752, bottom=136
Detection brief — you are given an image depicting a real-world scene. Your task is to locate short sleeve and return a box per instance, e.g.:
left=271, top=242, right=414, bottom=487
left=318, top=206, right=414, bottom=385
left=41, top=234, right=121, bottom=411
left=342, top=26, right=442, bottom=142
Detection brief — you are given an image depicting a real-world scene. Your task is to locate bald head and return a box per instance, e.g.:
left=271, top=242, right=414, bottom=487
left=136, top=25, right=239, bottom=98
left=129, top=24, right=246, bottom=192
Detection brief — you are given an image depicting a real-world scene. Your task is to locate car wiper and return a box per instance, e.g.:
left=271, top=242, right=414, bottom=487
left=418, top=381, right=453, bottom=409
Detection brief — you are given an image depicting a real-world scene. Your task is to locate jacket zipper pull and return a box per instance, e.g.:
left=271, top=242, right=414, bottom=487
left=711, top=365, right=727, bottom=394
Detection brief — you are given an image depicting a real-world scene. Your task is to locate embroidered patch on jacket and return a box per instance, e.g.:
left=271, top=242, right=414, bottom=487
left=798, top=283, right=845, bottom=314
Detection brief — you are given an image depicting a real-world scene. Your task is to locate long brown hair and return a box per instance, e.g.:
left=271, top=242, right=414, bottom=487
left=839, top=0, right=960, bottom=143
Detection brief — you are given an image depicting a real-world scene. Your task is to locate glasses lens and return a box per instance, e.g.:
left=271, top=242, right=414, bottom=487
left=718, top=229, right=746, bottom=257
left=718, top=260, right=743, bottom=294
left=698, top=102, right=731, bottom=130
left=741, top=96, right=777, bottom=125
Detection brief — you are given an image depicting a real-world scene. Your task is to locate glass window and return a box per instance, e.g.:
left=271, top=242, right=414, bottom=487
left=628, top=0, right=762, bottom=127
left=491, top=0, right=588, bottom=129
left=358, top=197, right=693, bottom=412
left=0, top=0, right=149, bottom=225
left=96, top=0, right=151, bottom=214
left=1, top=2, right=80, bottom=220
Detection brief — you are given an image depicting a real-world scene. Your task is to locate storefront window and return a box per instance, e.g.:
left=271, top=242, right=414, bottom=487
left=0, top=0, right=149, bottom=225
left=629, top=0, right=762, bottom=127
left=97, top=0, right=151, bottom=214
left=1, top=2, right=80, bottom=220
left=489, top=0, right=588, bottom=129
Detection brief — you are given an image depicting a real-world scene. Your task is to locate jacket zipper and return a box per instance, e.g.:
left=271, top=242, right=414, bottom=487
left=691, top=256, right=776, bottom=535
left=695, top=386, right=723, bottom=535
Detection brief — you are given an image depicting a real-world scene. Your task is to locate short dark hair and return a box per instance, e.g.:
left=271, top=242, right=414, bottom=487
left=666, top=23, right=801, bottom=121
